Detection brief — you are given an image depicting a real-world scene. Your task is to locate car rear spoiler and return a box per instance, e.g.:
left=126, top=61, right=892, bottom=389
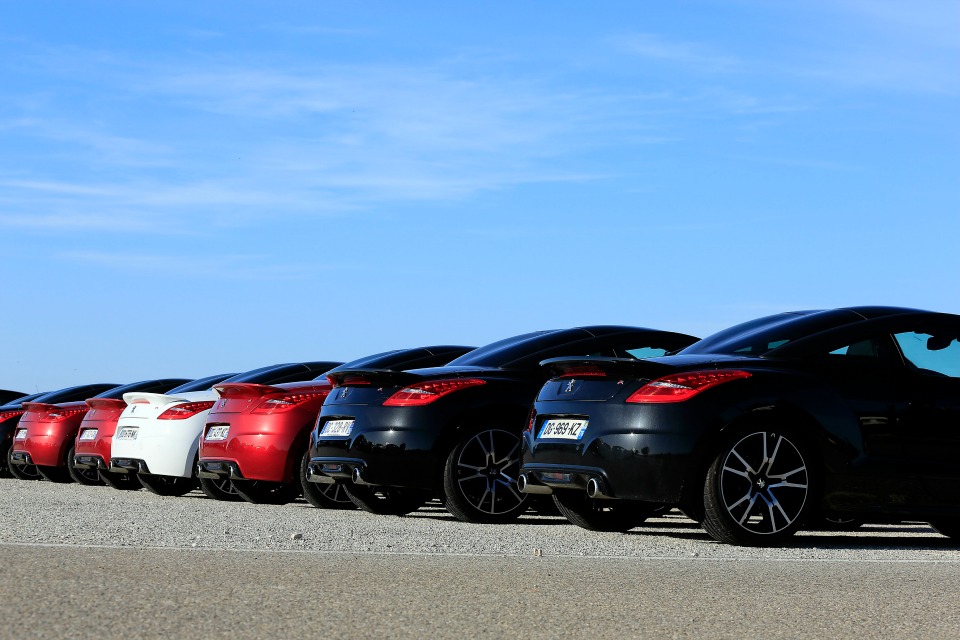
left=539, top=356, right=678, bottom=380
left=122, top=392, right=191, bottom=406
left=326, top=368, right=424, bottom=388
left=86, top=398, right=128, bottom=410
left=214, top=383, right=288, bottom=398
left=21, top=402, right=61, bottom=413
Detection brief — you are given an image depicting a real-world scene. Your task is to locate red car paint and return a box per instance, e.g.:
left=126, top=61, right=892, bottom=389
left=199, top=381, right=332, bottom=483
left=13, top=401, right=90, bottom=467
left=74, top=398, right=129, bottom=469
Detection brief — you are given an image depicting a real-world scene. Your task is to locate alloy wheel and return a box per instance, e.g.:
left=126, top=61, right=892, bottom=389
left=446, top=428, right=527, bottom=521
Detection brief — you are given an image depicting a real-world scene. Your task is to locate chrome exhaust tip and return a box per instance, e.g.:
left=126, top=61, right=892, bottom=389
left=351, top=466, right=370, bottom=485
left=586, top=477, right=611, bottom=500
left=518, top=473, right=553, bottom=495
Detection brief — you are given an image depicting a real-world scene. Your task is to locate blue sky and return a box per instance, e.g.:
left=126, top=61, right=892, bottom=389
left=2, top=1, right=958, bottom=391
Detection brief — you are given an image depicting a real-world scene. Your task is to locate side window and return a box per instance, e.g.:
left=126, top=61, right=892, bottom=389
left=894, top=332, right=960, bottom=378
left=828, top=339, right=881, bottom=358
left=624, top=346, right=670, bottom=360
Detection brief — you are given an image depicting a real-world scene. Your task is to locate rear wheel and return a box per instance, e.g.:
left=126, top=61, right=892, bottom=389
left=100, top=470, right=142, bottom=490
left=553, top=491, right=658, bottom=532
left=67, top=447, right=103, bottom=486
left=7, top=447, right=42, bottom=481
left=702, top=428, right=815, bottom=546
left=233, top=479, right=300, bottom=505
left=299, top=452, right=355, bottom=510
left=344, top=484, right=429, bottom=516
left=442, top=428, right=528, bottom=524
left=137, top=474, right=197, bottom=497
left=199, top=475, right=243, bottom=501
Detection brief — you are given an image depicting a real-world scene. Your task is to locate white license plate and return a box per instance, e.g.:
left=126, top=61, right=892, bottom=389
left=116, top=427, right=139, bottom=441
left=320, top=419, right=354, bottom=437
left=537, top=419, right=589, bottom=440
left=206, top=425, right=230, bottom=441
left=14, top=429, right=27, bottom=441
left=79, top=429, right=98, bottom=441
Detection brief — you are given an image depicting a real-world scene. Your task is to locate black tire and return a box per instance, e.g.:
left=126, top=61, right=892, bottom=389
left=929, top=519, right=960, bottom=542
left=553, top=491, right=657, bottom=532
left=137, top=474, right=197, bottom=497
left=6, top=447, right=42, bottom=481
left=343, top=483, right=429, bottom=516
left=232, top=479, right=300, bottom=505
left=442, top=428, right=528, bottom=524
left=99, top=470, right=142, bottom=490
left=0, top=443, right=11, bottom=478
left=702, top=428, right=816, bottom=546
left=299, top=451, right=355, bottom=510
left=67, top=447, right=103, bottom=486
left=199, top=475, right=243, bottom=501
left=37, top=464, right=72, bottom=483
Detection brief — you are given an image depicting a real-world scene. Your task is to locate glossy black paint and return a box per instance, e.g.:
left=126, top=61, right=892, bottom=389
left=309, top=327, right=699, bottom=493
left=521, top=307, right=960, bottom=522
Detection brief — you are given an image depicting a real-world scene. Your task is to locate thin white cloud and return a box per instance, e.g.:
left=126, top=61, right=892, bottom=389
left=611, top=33, right=742, bottom=72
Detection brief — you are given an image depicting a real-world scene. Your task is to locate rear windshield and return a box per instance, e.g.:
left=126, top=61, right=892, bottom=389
left=0, top=391, right=47, bottom=410
left=446, top=330, right=588, bottom=367
left=94, top=379, right=190, bottom=400
left=680, top=310, right=863, bottom=356
left=322, top=346, right=475, bottom=376
left=168, top=373, right=238, bottom=394
left=31, top=384, right=119, bottom=404
left=224, top=362, right=341, bottom=385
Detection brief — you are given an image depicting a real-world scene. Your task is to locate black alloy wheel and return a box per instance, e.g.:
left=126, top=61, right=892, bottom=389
left=99, top=470, right=142, bottom=490
left=137, top=473, right=198, bottom=497
left=299, top=452, right=355, bottom=510
left=442, top=428, right=528, bottom=524
left=6, top=447, right=42, bottom=481
left=198, top=475, right=243, bottom=501
left=553, top=491, right=659, bottom=532
left=702, top=429, right=814, bottom=546
left=67, top=446, right=104, bottom=486
left=343, top=484, right=430, bottom=516
left=232, top=479, right=301, bottom=505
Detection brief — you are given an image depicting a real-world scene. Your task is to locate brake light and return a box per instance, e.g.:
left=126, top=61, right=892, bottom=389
left=157, top=401, right=216, bottom=420
left=557, top=365, right=607, bottom=379
left=383, top=379, right=486, bottom=407
left=0, top=410, right=23, bottom=423
left=625, top=370, right=752, bottom=403
left=42, top=407, right=88, bottom=422
left=252, top=391, right=330, bottom=414
left=525, top=408, right=536, bottom=432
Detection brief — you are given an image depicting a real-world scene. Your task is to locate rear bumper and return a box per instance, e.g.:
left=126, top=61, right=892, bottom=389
left=14, top=434, right=66, bottom=468
left=110, top=420, right=201, bottom=478
left=109, top=458, right=152, bottom=475
left=73, top=454, right=107, bottom=470
left=197, top=459, right=245, bottom=480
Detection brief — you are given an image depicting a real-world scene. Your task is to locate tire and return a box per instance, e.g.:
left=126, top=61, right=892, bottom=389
left=343, top=484, right=430, bottom=516
left=299, top=451, right=355, bottom=510
left=929, top=519, right=960, bottom=542
left=199, top=475, right=244, bottom=501
left=442, top=428, right=528, bottom=524
left=137, top=474, right=197, bottom=497
left=527, top=494, right=562, bottom=517
left=67, top=447, right=104, bottom=486
left=553, top=491, right=658, bottom=532
left=99, top=470, right=142, bottom=491
left=232, top=479, right=300, bottom=505
left=7, top=447, right=42, bottom=481
left=702, top=428, right=816, bottom=546
left=0, top=443, right=11, bottom=478
left=38, top=464, right=72, bottom=483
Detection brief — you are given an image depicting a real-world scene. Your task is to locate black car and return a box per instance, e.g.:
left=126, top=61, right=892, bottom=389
left=0, top=391, right=47, bottom=477
left=305, top=326, right=699, bottom=523
left=520, top=307, right=960, bottom=546
left=295, top=345, right=475, bottom=509
left=0, top=389, right=29, bottom=405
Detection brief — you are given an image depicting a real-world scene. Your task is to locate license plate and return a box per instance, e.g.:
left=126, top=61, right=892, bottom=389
left=116, top=427, right=138, bottom=440
left=79, top=429, right=98, bottom=441
left=205, top=425, right=230, bottom=441
left=537, top=419, right=588, bottom=440
left=14, top=429, right=27, bottom=440
left=320, top=419, right=354, bottom=437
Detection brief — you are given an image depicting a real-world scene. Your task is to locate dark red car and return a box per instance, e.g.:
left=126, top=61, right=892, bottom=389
left=11, top=379, right=188, bottom=483
left=74, top=375, right=230, bottom=489
left=198, top=346, right=474, bottom=505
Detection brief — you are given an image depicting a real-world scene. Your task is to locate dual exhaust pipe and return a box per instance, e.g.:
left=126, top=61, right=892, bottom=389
left=517, top=473, right=613, bottom=499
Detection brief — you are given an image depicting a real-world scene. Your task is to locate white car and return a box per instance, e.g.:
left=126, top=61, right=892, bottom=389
left=109, top=362, right=340, bottom=498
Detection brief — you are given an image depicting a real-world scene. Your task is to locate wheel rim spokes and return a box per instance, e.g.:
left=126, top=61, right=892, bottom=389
left=321, top=483, right=352, bottom=504
left=720, top=431, right=808, bottom=535
left=456, top=429, right=525, bottom=514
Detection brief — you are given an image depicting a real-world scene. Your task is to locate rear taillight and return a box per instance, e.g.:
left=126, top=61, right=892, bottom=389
left=525, top=408, right=536, bottom=432
left=383, top=379, right=486, bottom=407
left=157, top=401, right=216, bottom=420
left=43, top=407, right=88, bottom=422
left=557, top=365, right=607, bottom=379
left=0, top=410, right=23, bottom=423
left=625, top=370, right=752, bottom=404
left=252, top=391, right=330, bottom=414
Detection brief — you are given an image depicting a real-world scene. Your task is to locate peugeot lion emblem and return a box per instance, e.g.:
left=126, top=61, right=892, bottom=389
left=219, top=399, right=227, bottom=408
left=339, top=388, right=349, bottom=399
left=564, top=379, right=576, bottom=393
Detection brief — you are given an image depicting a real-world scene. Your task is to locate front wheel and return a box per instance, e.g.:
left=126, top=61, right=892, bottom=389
left=232, top=479, right=300, bottom=505
left=137, top=474, right=197, bottom=497
left=553, top=491, right=659, bottom=532
left=442, top=428, right=528, bottom=524
left=67, top=447, right=103, bottom=486
left=343, top=484, right=429, bottom=516
left=702, top=428, right=816, bottom=546
left=299, top=452, right=355, bottom=510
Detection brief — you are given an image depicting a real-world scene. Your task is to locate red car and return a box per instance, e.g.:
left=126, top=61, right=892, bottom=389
left=74, top=375, right=229, bottom=489
left=11, top=379, right=188, bottom=483
left=198, top=346, right=474, bottom=505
